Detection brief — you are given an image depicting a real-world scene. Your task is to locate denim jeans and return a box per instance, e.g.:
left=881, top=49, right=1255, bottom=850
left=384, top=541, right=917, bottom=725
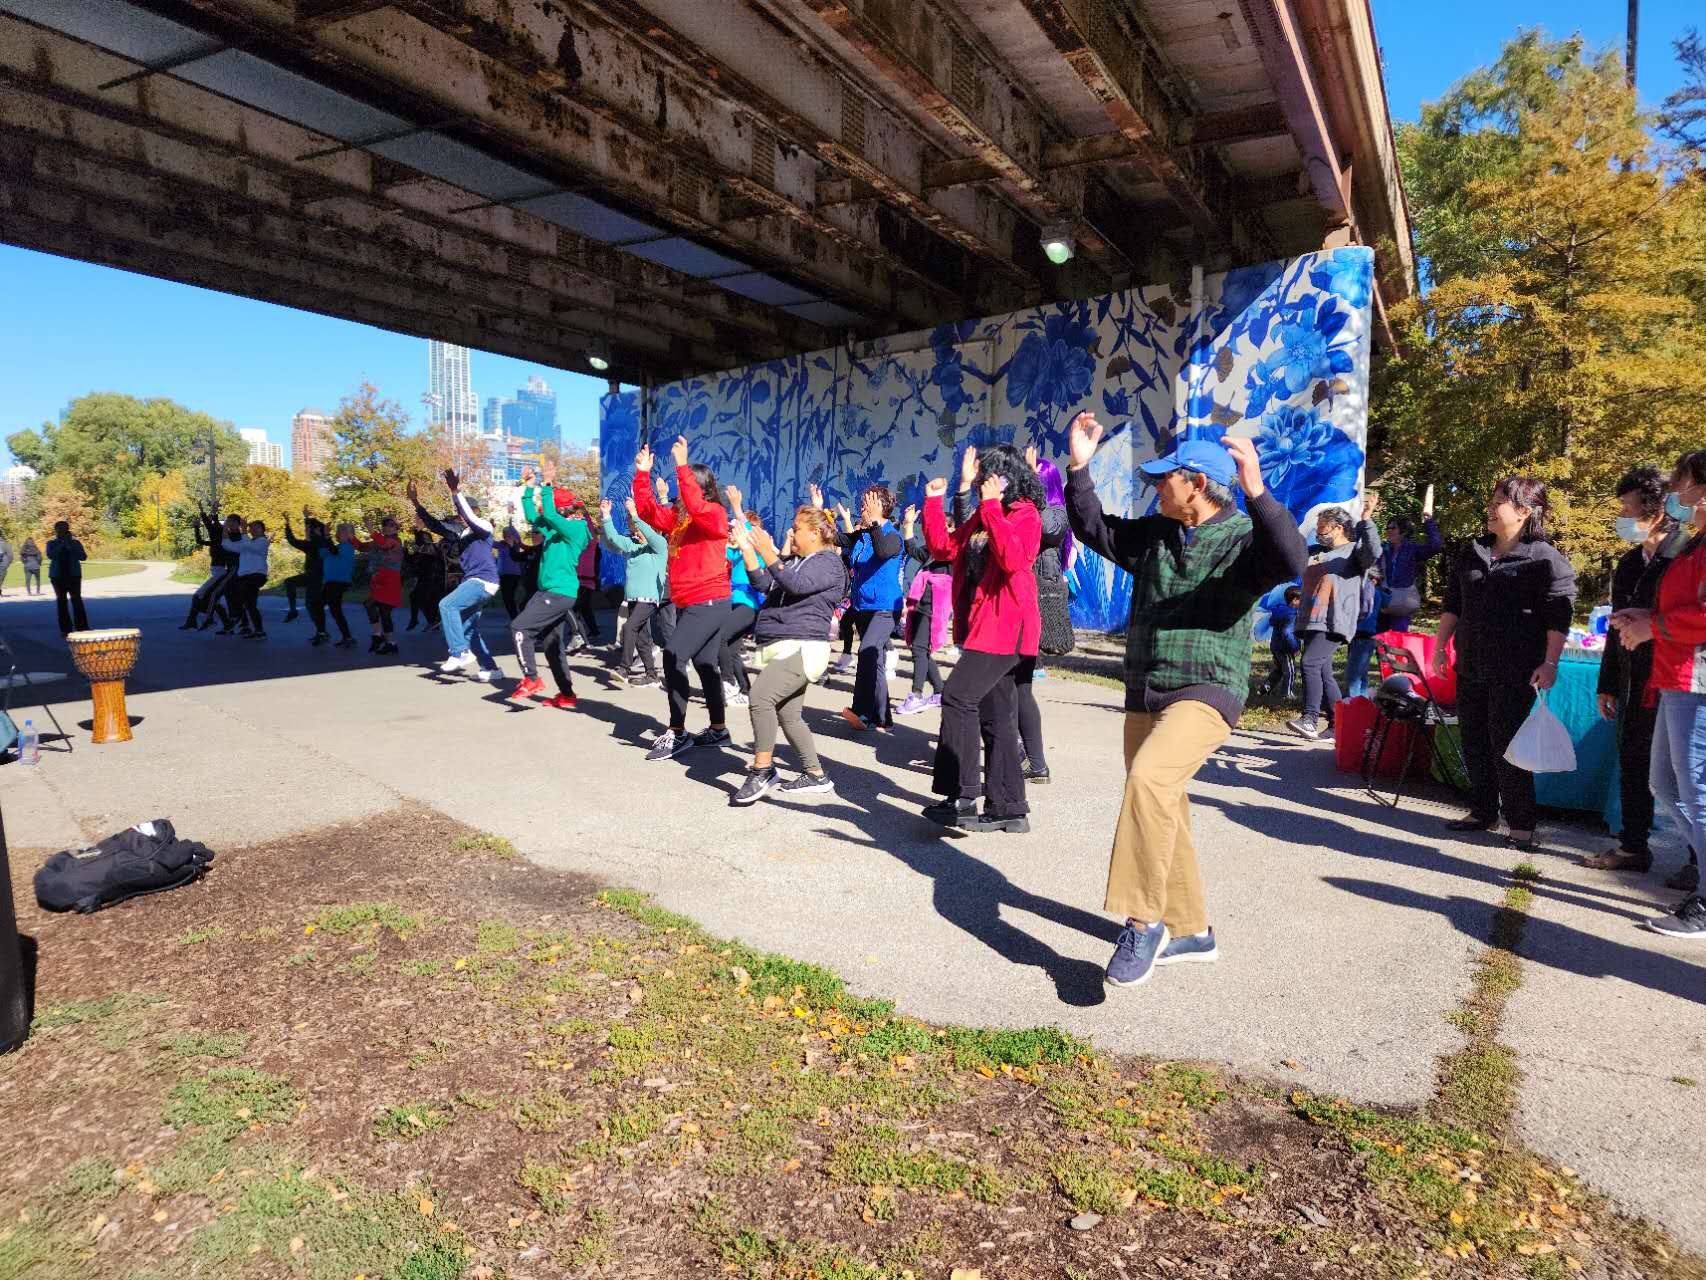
left=439, top=577, right=496, bottom=667
left=1649, top=690, right=1706, bottom=858
left=1344, top=633, right=1379, bottom=699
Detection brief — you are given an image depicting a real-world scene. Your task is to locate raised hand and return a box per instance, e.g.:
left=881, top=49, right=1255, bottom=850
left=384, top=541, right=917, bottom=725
left=924, top=476, right=948, bottom=498
left=1068, top=411, right=1103, bottom=470
left=835, top=502, right=853, bottom=530
left=670, top=435, right=690, bottom=467
left=980, top=473, right=1006, bottom=504
left=724, top=484, right=744, bottom=514
left=902, top=504, right=918, bottom=527
left=809, top=483, right=824, bottom=510
left=541, top=458, right=557, bottom=486
left=520, top=466, right=535, bottom=487
left=443, top=468, right=460, bottom=492
left=599, top=498, right=613, bottom=521
left=780, top=528, right=795, bottom=558
left=1025, top=443, right=1039, bottom=472
left=1219, top=435, right=1265, bottom=498
left=751, top=526, right=779, bottom=561
left=405, top=479, right=419, bottom=505
left=1422, top=483, right=1436, bottom=519
left=1362, top=489, right=1381, bottom=520
left=624, top=496, right=640, bottom=519
left=731, top=518, right=754, bottom=550
left=635, top=443, right=654, bottom=474
left=959, top=445, right=980, bottom=491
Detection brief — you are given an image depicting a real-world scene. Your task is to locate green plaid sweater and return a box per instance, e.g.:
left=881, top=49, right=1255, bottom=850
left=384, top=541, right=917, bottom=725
left=1065, top=468, right=1308, bottom=724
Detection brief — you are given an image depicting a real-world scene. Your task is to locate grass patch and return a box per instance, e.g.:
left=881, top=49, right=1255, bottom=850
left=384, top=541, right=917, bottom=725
left=1434, top=877, right=1530, bottom=1137
left=54, top=1154, right=120, bottom=1200
left=176, top=924, right=228, bottom=946
left=829, top=1127, right=1010, bottom=1204
left=475, top=919, right=521, bottom=954
left=374, top=1102, right=453, bottom=1140
left=514, top=1088, right=579, bottom=1134
left=162, top=1030, right=249, bottom=1060
left=306, top=903, right=426, bottom=939
left=31, top=993, right=140, bottom=1030
left=1050, top=1151, right=1127, bottom=1215
left=163, top=1067, right=299, bottom=1140
left=518, top=1160, right=577, bottom=1215
left=451, top=832, right=519, bottom=860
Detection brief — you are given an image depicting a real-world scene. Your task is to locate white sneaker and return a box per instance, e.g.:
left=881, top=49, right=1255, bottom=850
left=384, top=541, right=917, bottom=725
left=471, top=668, right=493, bottom=683
left=438, top=654, right=472, bottom=674
left=884, top=650, right=899, bottom=680
left=832, top=654, right=854, bottom=674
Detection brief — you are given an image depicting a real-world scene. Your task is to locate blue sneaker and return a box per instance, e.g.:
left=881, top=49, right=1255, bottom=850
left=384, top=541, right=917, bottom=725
left=1105, top=921, right=1170, bottom=989
left=1157, top=928, right=1218, bottom=966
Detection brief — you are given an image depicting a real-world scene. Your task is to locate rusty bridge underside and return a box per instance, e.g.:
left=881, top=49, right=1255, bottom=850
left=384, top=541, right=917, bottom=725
left=0, top=0, right=1414, bottom=383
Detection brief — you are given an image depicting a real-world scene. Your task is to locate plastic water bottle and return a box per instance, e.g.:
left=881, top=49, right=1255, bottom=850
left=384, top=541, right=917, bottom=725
left=1589, top=604, right=1611, bottom=636
left=18, top=719, right=40, bottom=766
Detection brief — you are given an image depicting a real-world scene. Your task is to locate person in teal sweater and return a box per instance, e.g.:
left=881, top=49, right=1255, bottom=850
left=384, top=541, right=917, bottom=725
left=509, top=460, right=591, bottom=707
left=600, top=494, right=669, bottom=688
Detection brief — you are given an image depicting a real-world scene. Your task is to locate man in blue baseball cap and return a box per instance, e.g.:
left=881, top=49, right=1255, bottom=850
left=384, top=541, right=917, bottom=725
left=1065, top=415, right=1307, bottom=991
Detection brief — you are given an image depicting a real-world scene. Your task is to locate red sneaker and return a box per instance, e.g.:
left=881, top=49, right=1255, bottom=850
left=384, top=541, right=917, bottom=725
left=839, top=707, right=868, bottom=731
left=546, top=693, right=578, bottom=710
left=511, top=676, right=545, bottom=700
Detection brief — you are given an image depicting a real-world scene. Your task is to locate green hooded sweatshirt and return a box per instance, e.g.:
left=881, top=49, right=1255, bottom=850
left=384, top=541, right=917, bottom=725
left=523, top=485, right=591, bottom=598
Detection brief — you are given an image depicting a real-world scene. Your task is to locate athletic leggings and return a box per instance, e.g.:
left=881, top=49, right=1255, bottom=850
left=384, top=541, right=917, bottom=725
left=365, top=600, right=394, bottom=635
left=322, top=582, right=353, bottom=641
left=232, top=573, right=266, bottom=632
left=512, top=590, right=575, bottom=695
left=719, top=604, right=758, bottom=694
left=663, top=599, right=729, bottom=730
left=839, top=609, right=855, bottom=655
left=620, top=601, right=661, bottom=678
left=499, top=574, right=522, bottom=619
left=1015, top=656, right=1046, bottom=770
left=909, top=606, right=944, bottom=695
left=848, top=607, right=896, bottom=726
left=1300, top=631, right=1344, bottom=721
left=186, top=569, right=232, bottom=627
left=749, top=651, right=821, bottom=775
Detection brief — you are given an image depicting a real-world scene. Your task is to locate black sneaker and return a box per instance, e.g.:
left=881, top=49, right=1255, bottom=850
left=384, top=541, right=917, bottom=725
left=1666, top=862, right=1700, bottom=893
left=177, top=620, right=198, bottom=631
left=695, top=726, right=732, bottom=749
left=283, top=609, right=299, bottom=622
left=779, top=771, right=834, bottom=796
left=922, top=797, right=979, bottom=828
left=376, top=641, right=399, bottom=656
left=960, top=811, right=1031, bottom=834
left=368, top=636, right=380, bottom=654
left=645, top=728, right=693, bottom=762
left=310, top=632, right=329, bottom=646
left=199, top=617, right=219, bottom=631
left=1024, top=763, right=1051, bottom=784
left=732, top=766, right=778, bottom=806
left=247, top=630, right=267, bottom=641
left=334, top=637, right=357, bottom=649
left=1645, top=895, right=1706, bottom=940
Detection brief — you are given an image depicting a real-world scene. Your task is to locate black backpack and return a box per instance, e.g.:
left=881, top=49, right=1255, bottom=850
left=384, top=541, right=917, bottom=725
left=34, top=819, right=215, bottom=914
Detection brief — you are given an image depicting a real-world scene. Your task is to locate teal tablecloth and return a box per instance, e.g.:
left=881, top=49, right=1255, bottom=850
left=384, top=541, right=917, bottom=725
left=1532, top=653, right=1621, bottom=827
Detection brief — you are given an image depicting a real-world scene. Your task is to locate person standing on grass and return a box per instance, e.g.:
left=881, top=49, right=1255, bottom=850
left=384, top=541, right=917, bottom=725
left=320, top=525, right=358, bottom=648
left=730, top=506, right=849, bottom=805
left=282, top=511, right=330, bottom=637
left=1260, top=586, right=1303, bottom=700
left=222, top=518, right=271, bottom=640
left=353, top=513, right=404, bottom=656
left=1433, top=477, right=1576, bottom=854
left=920, top=444, right=1044, bottom=836
left=897, top=502, right=951, bottom=716
left=630, top=436, right=733, bottom=763
left=19, top=536, right=42, bottom=596
left=1585, top=465, right=1688, bottom=877
left=1610, top=453, right=1706, bottom=927
left=1288, top=498, right=1381, bottom=741
left=46, top=520, right=90, bottom=635
left=1378, top=497, right=1442, bottom=632
left=509, top=460, right=590, bottom=709
left=600, top=495, right=668, bottom=688
left=832, top=484, right=905, bottom=733
left=411, top=470, right=501, bottom=682
left=1064, top=413, right=1306, bottom=990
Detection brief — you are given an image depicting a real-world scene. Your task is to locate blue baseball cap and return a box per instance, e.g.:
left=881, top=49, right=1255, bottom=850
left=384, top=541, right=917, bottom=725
left=1138, top=439, right=1236, bottom=488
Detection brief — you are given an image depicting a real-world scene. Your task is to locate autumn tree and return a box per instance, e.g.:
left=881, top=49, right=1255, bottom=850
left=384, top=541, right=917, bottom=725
left=318, top=382, right=445, bottom=524
left=1373, top=32, right=1706, bottom=593
left=26, top=472, right=96, bottom=542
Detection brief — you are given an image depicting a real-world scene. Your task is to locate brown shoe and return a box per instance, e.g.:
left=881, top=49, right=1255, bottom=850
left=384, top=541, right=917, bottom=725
left=1580, top=848, right=1652, bottom=873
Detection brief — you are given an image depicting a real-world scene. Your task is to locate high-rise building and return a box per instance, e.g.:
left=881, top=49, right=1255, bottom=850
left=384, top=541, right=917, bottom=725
left=511, top=375, right=559, bottom=454
left=239, top=427, right=285, bottom=470
left=291, top=408, right=336, bottom=480
left=483, top=395, right=515, bottom=435
left=427, top=340, right=480, bottom=444
left=0, top=463, right=36, bottom=509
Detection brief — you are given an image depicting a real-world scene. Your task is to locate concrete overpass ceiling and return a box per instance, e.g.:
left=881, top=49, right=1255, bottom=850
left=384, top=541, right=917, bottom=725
left=0, top=0, right=1413, bottom=377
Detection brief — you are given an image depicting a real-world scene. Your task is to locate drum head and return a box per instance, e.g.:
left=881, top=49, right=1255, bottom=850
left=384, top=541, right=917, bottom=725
left=67, top=628, right=142, bottom=642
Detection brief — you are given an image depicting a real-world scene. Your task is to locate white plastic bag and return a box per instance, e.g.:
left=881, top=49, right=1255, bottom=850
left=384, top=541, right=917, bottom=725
left=1503, top=693, right=1576, bottom=774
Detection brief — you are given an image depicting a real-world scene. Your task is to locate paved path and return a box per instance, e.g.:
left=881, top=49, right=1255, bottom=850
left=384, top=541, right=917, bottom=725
left=1, top=588, right=1700, bottom=1251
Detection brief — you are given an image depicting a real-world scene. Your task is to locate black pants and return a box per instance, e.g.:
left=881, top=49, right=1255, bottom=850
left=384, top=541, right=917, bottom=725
left=719, top=604, right=758, bottom=694
left=231, top=573, right=266, bottom=632
left=408, top=579, right=443, bottom=627
left=282, top=573, right=311, bottom=612
left=621, top=601, right=662, bottom=678
left=910, top=610, right=945, bottom=695
left=1265, top=645, right=1299, bottom=699
left=653, top=601, right=677, bottom=650
left=1457, top=677, right=1538, bottom=831
left=512, top=590, right=576, bottom=695
left=365, top=600, right=394, bottom=635
left=663, top=600, right=729, bottom=730
left=499, top=574, right=522, bottom=619
left=848, top=607, right=896, bottom=727
left=1616, top=698, right=1659, bottom=853
left=1300, top=632, right=1343, bottom=721
left=186, top=569, right=232, bottom=627
left=1015, top=656, right=1046, bottom=770
left=322, top=582, right=353, bottom=641
left=52, top=578, right=89, bottom=635
left=573, top=592, right=603, bottom=641
left=933, top=649, right=1027, bottom=817
left=839, top=609, right=856, bottom=655
left=304, top=581, right=327, bottom=635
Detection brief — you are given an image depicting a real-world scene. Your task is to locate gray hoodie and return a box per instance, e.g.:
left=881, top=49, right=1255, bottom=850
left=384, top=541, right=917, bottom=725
left=1300, top=518, right=1381, bottom=642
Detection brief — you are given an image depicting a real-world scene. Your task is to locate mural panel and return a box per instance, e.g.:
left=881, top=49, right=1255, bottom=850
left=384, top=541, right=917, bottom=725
left=599, top=247, right=1375, bottom=630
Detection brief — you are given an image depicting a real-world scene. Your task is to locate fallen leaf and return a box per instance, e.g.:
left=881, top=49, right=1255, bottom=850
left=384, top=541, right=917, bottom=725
left=418, top=1197, right=434, bottom=1217
left=151, top=1211, right=168, bottom=1224
left=289, top=1236, right=304, bottom=1254
left=949, top=1270, right=984, bottom=1280
left=681, top=1122, right=701, bottom=1135
left=453, top=958, right=468, bottom=971
left=1281, top=1059, right=1300, bottom=1069
left=974, top=1065, right=996, bottom=1079
left=248, top=1243, right=262, bottom=1255
left=303, top=924, right=316, bottom=935
left=88, top=1214, right=108, bottom=1237
left=1119, top=1188, right=1138, bottom=1209
left=628, top=985, right=644, bottom=1004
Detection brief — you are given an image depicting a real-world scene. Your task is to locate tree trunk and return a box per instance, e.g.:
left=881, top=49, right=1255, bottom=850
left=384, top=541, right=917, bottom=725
left=1626, top=0, right=1639, bottom=87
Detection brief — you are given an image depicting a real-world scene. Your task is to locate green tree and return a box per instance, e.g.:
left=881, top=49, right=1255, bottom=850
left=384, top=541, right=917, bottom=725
left=319, top=383, right=445, bottom=524
left=27, top=472, right=96, bottom=542
left=1661, top=27, right=1706, bottom=150
left=1372, top=32, right=1706, bottom=593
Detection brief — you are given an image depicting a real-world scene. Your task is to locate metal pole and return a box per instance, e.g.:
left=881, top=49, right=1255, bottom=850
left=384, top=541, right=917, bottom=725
left=1, top=806, right=31, bottom=1054
left=1626, top=0, right=1638, bottom=87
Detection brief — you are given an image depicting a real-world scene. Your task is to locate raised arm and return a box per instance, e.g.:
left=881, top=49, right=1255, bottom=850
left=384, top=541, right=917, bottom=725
left=676, top=463, right=729, bottom=539
left=1344, top=514, right=1382, bottom=576
left=630, top=454, right=673, bottom=535
left=1063, top=413, right=1156, bottom=567
left=921, top=482, right=958, bottom=563
left=452, top=490, right=491, bottom=537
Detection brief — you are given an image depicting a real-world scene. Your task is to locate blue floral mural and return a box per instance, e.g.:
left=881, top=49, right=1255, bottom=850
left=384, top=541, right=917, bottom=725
left=599, top=247, right=1376, bottom=632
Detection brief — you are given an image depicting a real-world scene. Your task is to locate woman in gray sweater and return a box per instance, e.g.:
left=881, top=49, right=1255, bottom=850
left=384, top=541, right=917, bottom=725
left=1289, top=494, right=1382, bottom=740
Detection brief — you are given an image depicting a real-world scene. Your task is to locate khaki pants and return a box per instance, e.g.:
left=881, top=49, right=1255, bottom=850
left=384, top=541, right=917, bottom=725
left=1104, top=702, right=1231, bottom=936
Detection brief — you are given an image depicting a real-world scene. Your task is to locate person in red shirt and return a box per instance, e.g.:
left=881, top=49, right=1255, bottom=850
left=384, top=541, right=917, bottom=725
left=920, top=443, right=1044, bottom=834
left=354, top=513, right=404, bottom=657
left=630, top=435, right=734, bottom=762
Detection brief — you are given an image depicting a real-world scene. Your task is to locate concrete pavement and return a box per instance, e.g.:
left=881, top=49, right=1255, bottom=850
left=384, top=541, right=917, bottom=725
left=1, top=586, right=1700, bottom=1251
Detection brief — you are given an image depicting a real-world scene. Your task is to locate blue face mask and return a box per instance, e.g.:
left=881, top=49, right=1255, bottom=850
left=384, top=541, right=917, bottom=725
left=1614, top=516, right=1647, bottom=543
left=1666, top=492, right=1695, bottom=522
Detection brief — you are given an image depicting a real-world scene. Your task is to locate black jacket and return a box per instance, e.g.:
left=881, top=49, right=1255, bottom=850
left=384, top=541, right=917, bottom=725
left=1598, top=528, right=1688, bottom=700
left=750, top=550, right=849, bottom=645
left=285, top=523, right=330, bottom=586
left=1443, top=535, right=1577, bottom=685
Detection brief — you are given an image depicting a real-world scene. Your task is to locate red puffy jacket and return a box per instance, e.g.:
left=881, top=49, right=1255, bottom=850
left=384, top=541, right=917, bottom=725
left=632, top=464, right=730, bottom=608
left=1647, top=533, right=1706, bottom=699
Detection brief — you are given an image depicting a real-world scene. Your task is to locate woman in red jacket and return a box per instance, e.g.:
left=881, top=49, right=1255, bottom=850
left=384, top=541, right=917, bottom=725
left=630, top=435, right=733, bottom=762
left=1611, top=449, right=1706, bottom=939
left=920, top=443, right=1044, bottom=834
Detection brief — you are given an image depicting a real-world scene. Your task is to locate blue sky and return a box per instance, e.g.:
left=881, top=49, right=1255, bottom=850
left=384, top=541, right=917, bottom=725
left=1, top=0, right=1697, bottom=467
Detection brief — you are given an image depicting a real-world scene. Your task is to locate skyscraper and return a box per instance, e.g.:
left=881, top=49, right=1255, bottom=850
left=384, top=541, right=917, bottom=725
left=239, top=427, right=285, bottom=470
left=427, top=340, right=480, bottom=443
left=291, top=408, right=336, bottom=480
left=483, top=395, right=515, bottom=435
left=511, top=375, right=559, bottom=454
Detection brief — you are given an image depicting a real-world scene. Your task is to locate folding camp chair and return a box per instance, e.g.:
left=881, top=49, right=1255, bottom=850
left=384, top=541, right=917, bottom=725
left=1361, top=639, right=1461, bottom=809
left=0, top=630, right=71, bottom=755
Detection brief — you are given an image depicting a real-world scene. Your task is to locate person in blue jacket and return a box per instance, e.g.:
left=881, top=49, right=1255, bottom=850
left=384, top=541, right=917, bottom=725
left=1260, top=586, right=1302, bottom=700
left=832, top=484, right=904, bottom=731
left=1344, top=567, right=1391, bottom=699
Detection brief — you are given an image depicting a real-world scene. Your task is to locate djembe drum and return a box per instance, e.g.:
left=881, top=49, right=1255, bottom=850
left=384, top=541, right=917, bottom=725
left=66, top=628, right=141, bottom=744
